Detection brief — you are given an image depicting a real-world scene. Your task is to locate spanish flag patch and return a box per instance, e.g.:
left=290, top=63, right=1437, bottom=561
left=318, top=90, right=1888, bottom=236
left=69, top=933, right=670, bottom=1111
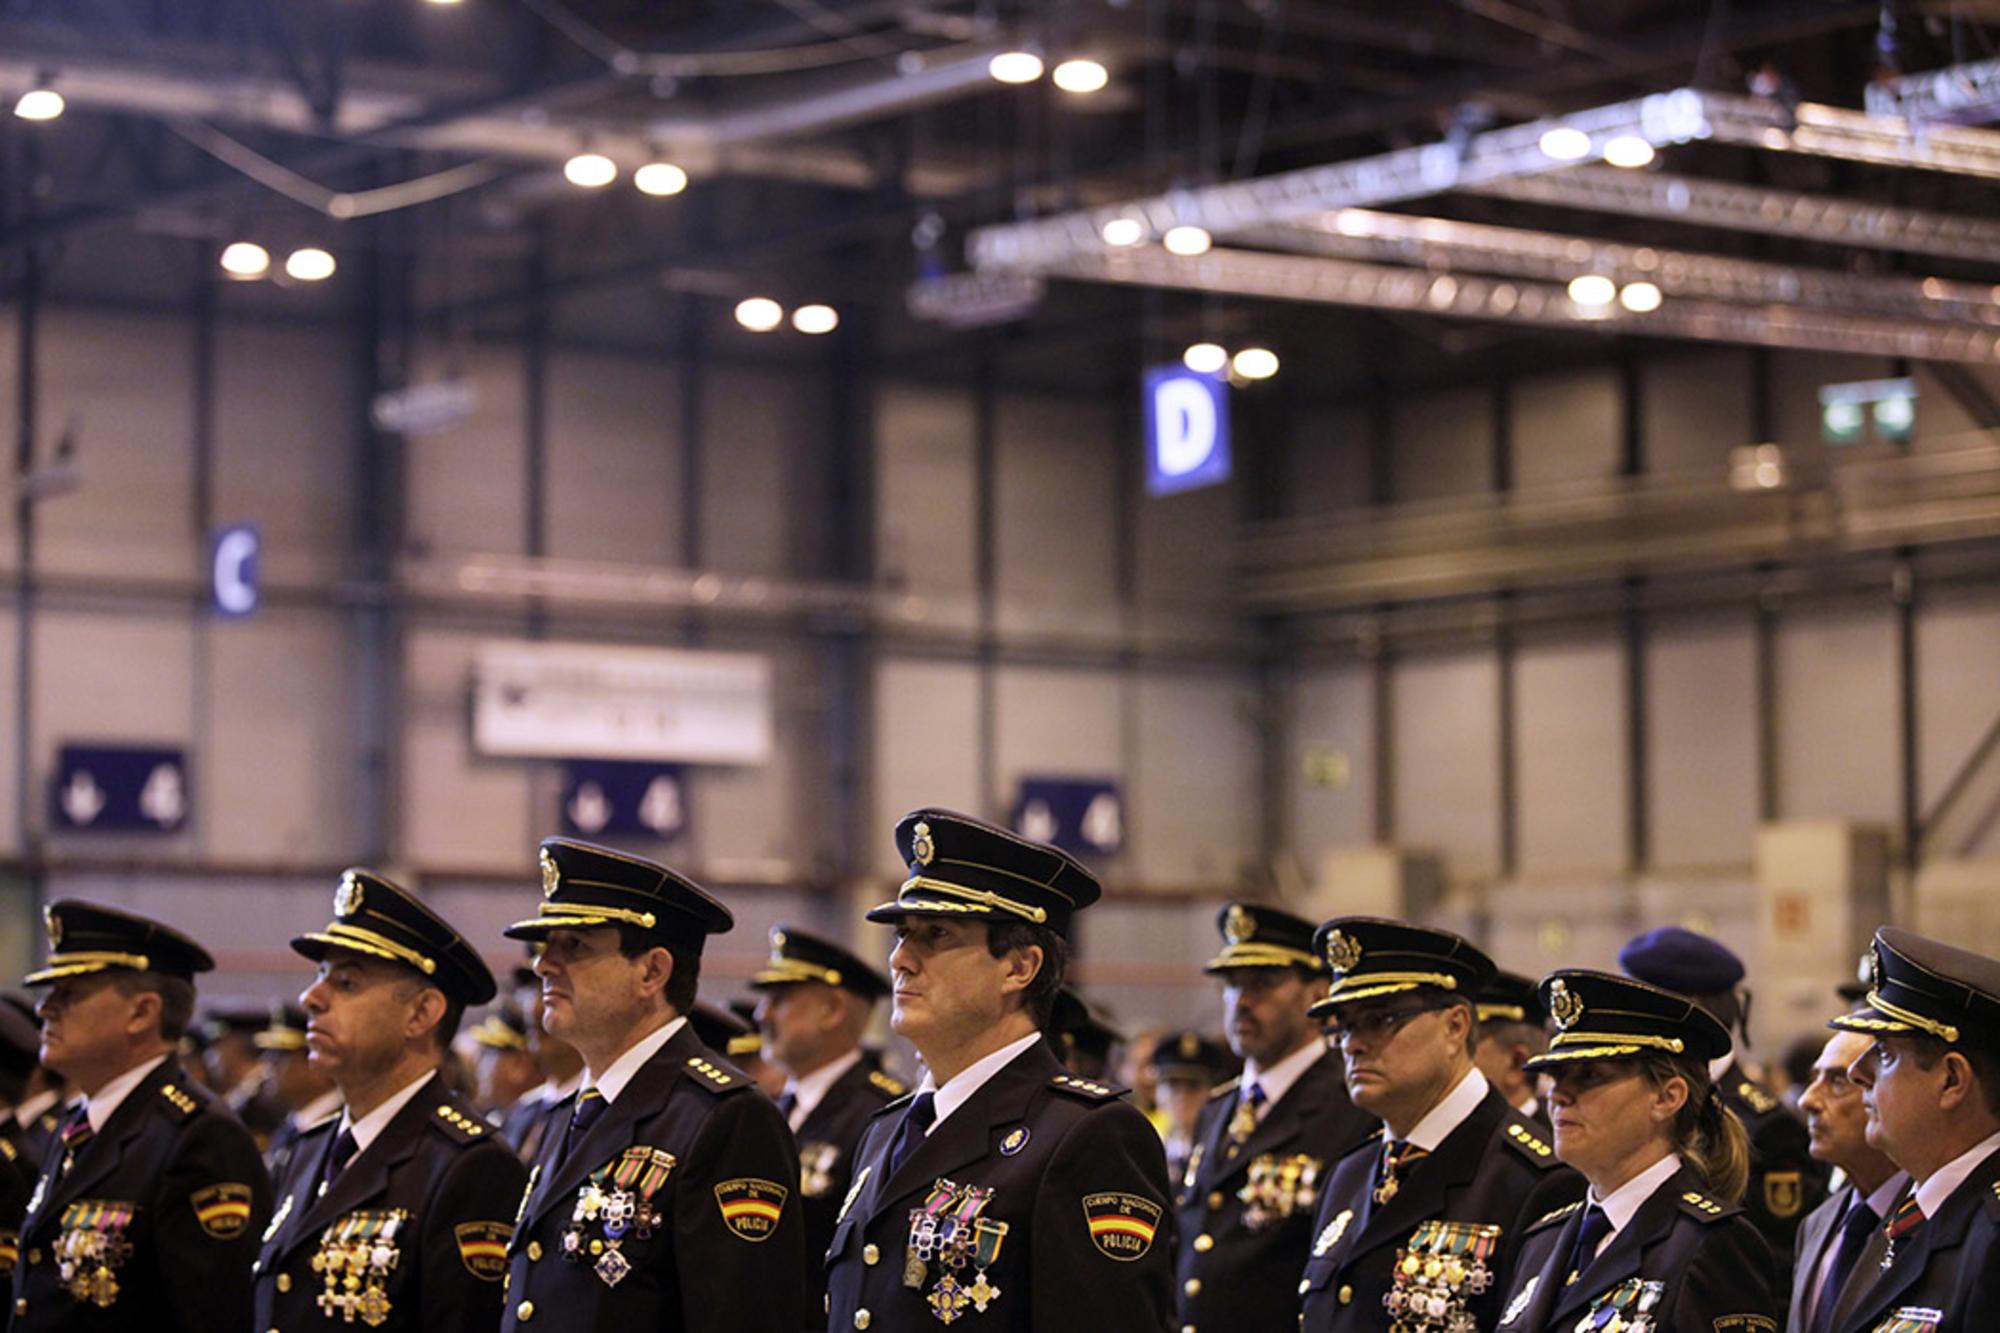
left=454, top=1221, right=513, bottom=1280
left=191, top=1182, right=255, bottom=1240
left=1082, top=1191, right=1162, bottom=1261
left=714, top=1178, right=788, bottom=1242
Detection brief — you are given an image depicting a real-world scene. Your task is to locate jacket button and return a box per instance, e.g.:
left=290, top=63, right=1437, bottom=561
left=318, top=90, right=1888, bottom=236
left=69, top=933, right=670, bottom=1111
left=277, top=1274, right=292, bottom=1293
left=26, top=1249, right=38, bottom=1265
left=862, top=1244, right=879, bottom=1266
left=1192, top=1233, right=1213, bottom=1252
left=517, top=1300, right=535, bottom=1322
left=1338, top=1285, right=1353, bottom=1305
left=1298, top=1279, right=1310, bottom=1295
left=854, top=1310, right=871, bottom=1330
left=1184, top=1279, right=1201, bottom=1297
left=1206, top=1192, right=1223, bottom=1210
left=14, top=1299, right=25, bottom=1317
left=527, top=1242, right=542, bottom=1262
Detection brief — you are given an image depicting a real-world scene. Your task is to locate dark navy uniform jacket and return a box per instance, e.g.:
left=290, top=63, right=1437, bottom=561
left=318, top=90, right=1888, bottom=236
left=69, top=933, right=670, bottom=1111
left=10, top=1056, right=272, bottom=1332
left=825, top=1038, right=1176, bottom=1333
left=1496, top=1161, right=1776, bottom=1333
left=1300, top=1082, right=1584, bottom=1333
left=499, top=1021, right=806, bottom=1333
left=1174, top=1047, right=1377, bottom=1333
left=1833, top=1144, right=2000, bottom=1333
left=791, top=1054, right=905, bottom=1330
left=1721, top=1061, right=1829, bottom=1325
left=253, top=1072, right=528, bottom=1333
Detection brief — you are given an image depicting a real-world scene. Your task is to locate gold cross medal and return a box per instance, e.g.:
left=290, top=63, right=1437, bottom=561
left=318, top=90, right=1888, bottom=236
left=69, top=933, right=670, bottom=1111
left=966, top=1219, right=1007, bottom=1314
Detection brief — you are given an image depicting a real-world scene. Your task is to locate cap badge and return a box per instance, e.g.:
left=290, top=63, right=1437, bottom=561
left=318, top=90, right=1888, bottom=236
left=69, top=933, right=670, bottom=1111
left=1866, top=946, right=1883, bottom=994
left=1548, top=979, right=1584, bottom=1030
left=769, top=928, right=788, bottom=965
left=1179, top=1032, right=1200, bottom=1059
left=540, top=848, right=560, bottom=899
left=334, top=872, right=364, bottom=918
left=1324, top=929, right=1362, bottom=976
left=911, top=822, right=935, bottom=867
left=1223, top=905, right=1256, bottom=946
left=44, top=908, right=61, bottom=949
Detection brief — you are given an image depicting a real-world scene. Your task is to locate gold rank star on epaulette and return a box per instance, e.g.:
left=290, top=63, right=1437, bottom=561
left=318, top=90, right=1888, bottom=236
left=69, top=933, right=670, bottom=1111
left=1680, top=1191, right=1726, bottom=1218
left=1506, top=1122, right=1554, bottom=1157
left=1531, top=1200, right=1585, bottom=1230
left=433, top=1104, right=487, bottom=1139
left=1049, top=1073, right=1115, bottom=1099
left=686, top=1055, right=736, bottom=1089
left=159, top=1083, right=198, bottom=1118
left=868, top=1070, right=907, bottom=1098
left=1736, top=1081, right=1779, bottom=1115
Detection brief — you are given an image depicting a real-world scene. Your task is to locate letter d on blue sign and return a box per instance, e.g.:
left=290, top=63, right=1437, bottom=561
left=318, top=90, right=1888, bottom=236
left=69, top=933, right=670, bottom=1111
left=1144, top=365, right=1230, bottom=496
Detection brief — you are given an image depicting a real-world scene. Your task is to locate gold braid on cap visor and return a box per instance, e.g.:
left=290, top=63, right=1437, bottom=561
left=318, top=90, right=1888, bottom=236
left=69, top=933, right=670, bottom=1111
left=1864, top=989, right=1961, bottom=1045
left=510, top=903, right=659, bottom=932
left=1548, top=1030, right=1686, bottom=1055
left=1328, top=970, right=1460, bottom=994
left=37, top=950, right=152, bottom=975
left=896, top=876, right=1048, bottom=924
left=310, top=924, right=438, bottom=976
left=756, top=960, right=843, bottom=986
left=1476, top=1004, right=1528, bottom=1023
left=1209, top=943, right=1323, bottom=970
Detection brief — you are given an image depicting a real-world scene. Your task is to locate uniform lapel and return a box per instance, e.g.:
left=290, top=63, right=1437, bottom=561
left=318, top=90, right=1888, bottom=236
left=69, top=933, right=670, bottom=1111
left=1828, top=1179, right=1908, bottom=1333
left=1543, top=1165, right=1692, bottom=1328
left=521, top=1026, right=692, bottom=1234
left=862, top=1041, right=1055, bottom=1224
left=796, top=1060, right=871, bottom=1141
left=1339, top=1087, right=1504, bottom=1268
left=1205, top=1050, right=1340, bottom=1188
left=1502, top=1209, right=1581, bottom=1331
left=1789, top=1187, right=1849, bottom=1322
left=1836, top=1149, right=2000, bottom=1333
left=279, top=1075, right=439, bottom=1260
left=25, top=1058, right=179, bottom=1238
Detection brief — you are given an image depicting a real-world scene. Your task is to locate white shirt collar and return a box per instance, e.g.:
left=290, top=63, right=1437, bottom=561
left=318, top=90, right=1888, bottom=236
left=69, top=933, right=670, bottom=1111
left=339, top=1069, right=436, bottom=1155
left=535, top=1071, right=584, bottom=1106
left=83, top=1055, right=170, bottom=1135
left=1241, top=1038, right=1327, bottom=1112
left=1914, top=1128, right=2000, bottom=1219
left=1404, top=1067, right=1490, bottom=1152
left=13, top=1089, right=58, bottom=1129
left=921, top=1032, right=1043, bottom=1133
left=1864, top=1170, right=1911, bottom=1218
left=588, top=1016, right=687, bottom=1105
left=1520, top=1095, right=1541, bottom=1119
left=1708, top=1054, right=1735, bottom=1085
left=786, top=1049, right=864, bottom=1133
left=295, top=1089, right=344, bottom=1131
left=1590, top=1152, right=1685, bottom=1239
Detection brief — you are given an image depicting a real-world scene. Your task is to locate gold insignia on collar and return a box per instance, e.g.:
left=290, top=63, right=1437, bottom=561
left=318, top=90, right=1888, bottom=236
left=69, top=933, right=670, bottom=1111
left=334, top=871, right=364, bottom=918
left=1324, top=929, right=1362, bottom=975
left=45, top=908, right=61, bottom=948
left=1548, top=979, right=1584, bottom=1030
left=1224, top=905, right=1256, bottom=945
left=911, top=822, right=935, bottom=866
left=540, top=848, right=560, bottom=899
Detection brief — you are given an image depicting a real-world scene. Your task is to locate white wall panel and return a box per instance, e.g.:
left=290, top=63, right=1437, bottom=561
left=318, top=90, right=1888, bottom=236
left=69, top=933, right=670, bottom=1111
left=876, top=384, right=977, bottom=595
left=215, top=322, right=354, bottom=585
left=1288, top=405, right=1371, bottom=516
left=1644, top=350, right=1753, bottom=480
left=1513, top=368, right=1618, bottom=490
left=405, top=345, right=527, bottom=558
left=1391, top=388, right=1489, bottom=503
left=703, top=367, right=811, bottom=576
left=0, top=608, right=15, bottom=854
left=1128, top=672, right=1257, bottom=889
left=1289, top=662, right=1376, bottom=872
left=1392, top=651, right=1499, bottom=877
left=546, top=351, right=682, bottom=565
left=684, top=645, right=811, bottom=879
left=1648, top=619, right=1759, bottom=867
left=1517, top=635, right=1627, bottom=873
left=870, top=656, right=982, bottom=875
left=1135, top=476, right=1235, bottom=637
left=994, top=394, right=1120, bottom=638
left=1911, top=364, right=1995, bottom=452
left=1771, top=351, right=1888, bottom=452
left=1777, top=609, right=1898, bottom=824
left=1917, top=593, right=2000, bottom=854
left=401, top=626, right=535, bottom=869
left=992, top=666, right=1122, bottom=840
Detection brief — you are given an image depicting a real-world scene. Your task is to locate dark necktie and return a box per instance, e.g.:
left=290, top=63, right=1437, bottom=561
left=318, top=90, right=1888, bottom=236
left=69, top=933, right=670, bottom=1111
left=885, top=1091, right=937, bottom=1175
left=1565, top=1204, right=1613, bottom=1286
left=58, top=1107, right=92, bottom=1176
left=1373, top=1139, right=1430, bottom=1205
left=315, top=1127, right=358, bottom=1197
left=776, top=1090, right=799, bottom=1122
left=558, top=1088, right=606, bottom=1163
left=1226, top=1082, right=1267, bottom=1151
left=1808, top=1195, right=1879, bottom=1333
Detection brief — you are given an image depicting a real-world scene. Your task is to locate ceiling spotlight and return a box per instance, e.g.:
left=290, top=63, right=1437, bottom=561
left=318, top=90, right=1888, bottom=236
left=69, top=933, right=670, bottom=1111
left=563, top=152, right=618, bottom=188
left=1232, top=347, right=1279, bottom=380
left=1603, top=135, right=1656, bottom=169
left=1163, top=225, right=1213, bottom=257
left=1567, top=273, right=1617, bottom=307
left=1052, top=58, right=1109, bottom=94
left=219, top=242, right=271, bottom=280
left=13, top=87, right=63, bottom=121
left=988, top=51, right=1045, bottom=84
left=791, top=304, right=839, bottom=335
left=1618, top=281, right=1663, bottom=313
left=634, top=162, right=688, bottom=196
left=1538, top=126, right=1593, bottom=162
left=1100, top=217, right=1145, bottom=247
left=284, top=248, right=337, bottom=282
left=735, top=297, right=784, bottom=332
left=425, top=0, right=464, bottom=6
left=1183, top=342, right=1229, bottom=375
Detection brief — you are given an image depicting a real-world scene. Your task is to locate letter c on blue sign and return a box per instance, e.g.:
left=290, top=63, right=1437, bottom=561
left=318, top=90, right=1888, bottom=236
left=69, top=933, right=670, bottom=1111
left=211, top=525, right=260, bottom=618
left=1144, top=366, right=1230, bottom=496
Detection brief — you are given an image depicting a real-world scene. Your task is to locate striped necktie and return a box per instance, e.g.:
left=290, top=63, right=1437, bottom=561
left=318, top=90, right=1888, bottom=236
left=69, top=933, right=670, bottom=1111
left=558, top=1088, right=606, bottom=1163
left=58, top=1107, right=92, bottom=1177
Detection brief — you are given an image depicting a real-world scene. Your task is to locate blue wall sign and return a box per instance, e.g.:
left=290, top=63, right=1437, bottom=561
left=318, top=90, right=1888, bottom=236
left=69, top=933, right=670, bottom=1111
left=210, top=524, right=260, bottom=618
left=52, top=745, right=190, bottom=833
left=560, top=760, right=687, bottom=840
left=1144, top=365, right=1230, bottom=496
left=1012, top=778, right=1123, bottom=856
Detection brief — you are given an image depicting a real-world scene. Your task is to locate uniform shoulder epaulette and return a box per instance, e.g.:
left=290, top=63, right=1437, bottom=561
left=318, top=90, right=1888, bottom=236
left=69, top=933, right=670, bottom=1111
left=0, top=1137, right=17, bottom=1163
left=1501, top=1119, right=1560, bottom=1167
left=683, top=1053, right=750, bottom=1095
left=867, top=1069, right=908, bottom=1099
left=1526, top=1199, right=1585, bottom=1233
left=1048, top=1073, right=1123, bottom=1102
left=1676, top=1190, right=1739, bottom=1223
left=156, top=1081, right=200, bottom=1122
left=1207, top=1077, right=1240, bottom=1102
left=1734, top=1081, right=1779, bottom=1116
left=430, top=1102, right=491, bottom=1145
left=1986, top=1180, right=2000, bottom=1218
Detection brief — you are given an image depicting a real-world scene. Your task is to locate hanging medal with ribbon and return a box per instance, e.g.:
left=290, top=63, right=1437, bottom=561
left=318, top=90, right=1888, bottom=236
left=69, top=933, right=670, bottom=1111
left=1383, top=1219, right=1501, bottom=1333
left=55, top=1200, right=136, bottom=1310
left=904, top=1179, right=958, bottom=1290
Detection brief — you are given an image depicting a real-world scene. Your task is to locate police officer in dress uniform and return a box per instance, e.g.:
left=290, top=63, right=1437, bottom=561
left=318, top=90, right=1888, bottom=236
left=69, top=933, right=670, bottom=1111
left=0, top=994, right=43, bottom=1292
left=253, top=869, right=530, bottom=1332
left=255, top=1003, right=343, bottom=1183
left=1148, top=1031, right=1235, bottom=1187
left=1052, top=988, right=1125, bottom=1083
left=1493, top=970, right=1776, bottom=1333
left=1621, top=925, right=1829, bottom=1324
left=747, top=924, right=905, bottom=1331
left=825, top=808, right=1176, bottom=1333
left=1176, top=902, right=1376, bottom=1333
left=498, top=837, right=806, bottom=1333
left=1299, top=919, right=1583, bottom=1333
left=12, top=901, right=273, bottom=1332
left=1475, top=971, right=1552, bottom=1130
left=471, top=1006, right=543, bottom=1122
left=498, top=965, right=586, bottom=1167
left=1824, top=928, right=2000, bottom=1333
left=1787, top=1029, right=1908, bottom=1333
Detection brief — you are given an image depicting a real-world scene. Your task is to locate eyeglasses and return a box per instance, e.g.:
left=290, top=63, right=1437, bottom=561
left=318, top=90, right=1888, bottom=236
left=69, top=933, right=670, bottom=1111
left=1331, top=1002, right=1444, bottom=1047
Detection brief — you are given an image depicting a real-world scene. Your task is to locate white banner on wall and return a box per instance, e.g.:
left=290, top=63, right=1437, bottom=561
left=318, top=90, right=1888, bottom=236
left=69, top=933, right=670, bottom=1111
left=473, top=641, right=773, bottom=765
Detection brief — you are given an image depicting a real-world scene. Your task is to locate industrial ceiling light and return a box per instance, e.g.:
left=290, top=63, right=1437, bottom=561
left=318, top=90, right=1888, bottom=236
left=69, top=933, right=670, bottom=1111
left=1618, top=281, right=1662, bottom=312
left=988, top=51, right=1044, bottom=85
left=1232, top=347, right=1279, bottom=380
left=1539, top=126, right=1593, bottom=162
left=791, top=304, right=839, bottom=335
left=219, top=242, right=271, bottom=280
left=1100, top=217, right=1145, bottom=247
left=1567, top=273, right=1617, bottom=307
left=284, top=248, right=337, bottom=282
left=563, top=152, right=617, bottom=188
left=1163, top=225, right=1213, bottom=256
left=634, top=161, right=689, bottom=196
left=1602, top=135, right=1656, bottom=168
left=1051, top=58, right=1108, bottom=94
left=735, top=297, right=784, bottom=332
left=1183, top=342, right=1229, bottom=374
left=13, top=84, right=63, bottom=121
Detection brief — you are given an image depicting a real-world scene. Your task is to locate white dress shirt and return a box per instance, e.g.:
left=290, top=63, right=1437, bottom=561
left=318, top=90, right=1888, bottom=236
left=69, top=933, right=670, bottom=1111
left=1404, top=1067, right=1491, bottom=1152
left=590, top=1016, right=688, bottom=1105
left=784, top=1049, right=864, bottom=1133
left=340, top=1069, right=436, bottom=1155
left=1914, top=1128, right=2000, bottom=1220
left=82, top=1054, right=170, bottom=1135
left=1240, top=1037, right=1328, bottom=1124
left=1588, top=1152, right=1685, bottom=1257
left=920, top=1032, right=1043, bottom=1135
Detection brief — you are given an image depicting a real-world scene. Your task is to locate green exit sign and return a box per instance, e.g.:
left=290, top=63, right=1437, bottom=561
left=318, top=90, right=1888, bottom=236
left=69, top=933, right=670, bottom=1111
left=1819, top=377, right=1916, bottom=446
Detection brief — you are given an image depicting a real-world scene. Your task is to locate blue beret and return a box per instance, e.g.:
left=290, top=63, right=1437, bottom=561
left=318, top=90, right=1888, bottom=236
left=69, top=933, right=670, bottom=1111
left=1617, top=927, right=1744, bottom=995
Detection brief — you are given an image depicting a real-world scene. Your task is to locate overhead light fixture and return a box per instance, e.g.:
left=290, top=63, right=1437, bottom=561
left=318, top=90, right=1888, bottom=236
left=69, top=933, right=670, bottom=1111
left=563, top=152, right=618, bottom=188
left=1163, top=225, right=1213, bottom=257
left=1539, top=126, right=1593, bottom=162
left=1183, top=342, right=1229, bottom=374
left=1232, top=347, right=1279, bottom=380
left=635, top=162, right=689, bottom=196
left=13, top=86, right=63, bottom=121
left=988, top=51, right=1044, bottom=85
left=1618, top=281, right=1662, bottom=313
left=1051, top=59, right=1108, bottom=94
left=425, top=0, right=463, bottom=6
left=1100, top=217, right=1145, bottom=247
left=1567, top=273, right=1617, bottom=307
left=1603, top=135, right=1656, bottom=168
left=791, top=304, right=839, bottom=335
left=735, top=297, right=784, bottom=332
left=284, top=248, right=337, bottom=282
left=219, top=242, right=271, bottom=280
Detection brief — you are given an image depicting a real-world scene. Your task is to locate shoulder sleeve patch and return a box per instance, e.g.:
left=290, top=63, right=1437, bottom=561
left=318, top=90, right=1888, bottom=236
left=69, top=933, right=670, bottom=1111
left=685, top=1055, right=750, bottom=1095
left=1528, top=1199, right=1585, bottom=1233
left=157, top=1082, right=199, bottom=1122
left=1711, top=1317, right=1777, bottom=1333
left=190, top=1182, right=255, bottom=1239
left=1207, top=1077, right=1239, bottom=1102
left=1678, top=1190, right=1737, bottom=1223
left=431, top=1103, right=490, bottom=1144
left=1502, top=1121, right=1559, bottom=1166
left=868, top=1070, right=908, bottom=1099
left=1049, top=1073, right=1123, bottom=1102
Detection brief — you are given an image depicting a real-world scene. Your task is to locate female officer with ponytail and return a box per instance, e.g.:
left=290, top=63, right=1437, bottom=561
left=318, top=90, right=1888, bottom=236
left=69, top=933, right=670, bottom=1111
left=1494, top=971, right=1776, bottom=1333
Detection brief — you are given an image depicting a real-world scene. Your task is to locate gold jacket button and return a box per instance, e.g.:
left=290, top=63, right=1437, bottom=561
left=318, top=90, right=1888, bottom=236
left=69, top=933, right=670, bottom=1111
left=25, top=1249, right=38, bottom=1265
left=1338, top=1285, right=1353, bottom=1305
left=1192, top=1233, right=1214, bottom=1252
left=517, top=1300, right=535, bottom=1322
left=276, top=1274, right=292, bottom=1293
left=862, top=1244, right=879, bottom=1266
left=1184, top=1278, right=1202, bottom=1297
left=527, top=1241, right=542, bottom=1262
left=1182, top=1325, right=1197, bottom=1333
left=854, top=1310, right=871, bottom=1330
left=15, top=1299, right=25, bottom=1317
left=1206, top=1191, right=1223, bottom=1210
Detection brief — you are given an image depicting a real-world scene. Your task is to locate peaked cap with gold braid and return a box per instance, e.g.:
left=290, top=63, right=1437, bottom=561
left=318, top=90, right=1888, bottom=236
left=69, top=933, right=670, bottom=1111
left=1523, top=968, right=1732, bottom=1069
left=504, top=837, right=733, bottom=955
left=1830, top=926, right=2000, bottom=1054
left=865, top=808, right=1100, bottom=940
left=1203, top=901, right=1324, bottom=974
left=293, top=868, right=498, bottom=1005
left=749, top=924, right=890, bottom=1000
left=1305, top=916, right=1496, bottom=1019
left=26, top=900, right=214, bottom=985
